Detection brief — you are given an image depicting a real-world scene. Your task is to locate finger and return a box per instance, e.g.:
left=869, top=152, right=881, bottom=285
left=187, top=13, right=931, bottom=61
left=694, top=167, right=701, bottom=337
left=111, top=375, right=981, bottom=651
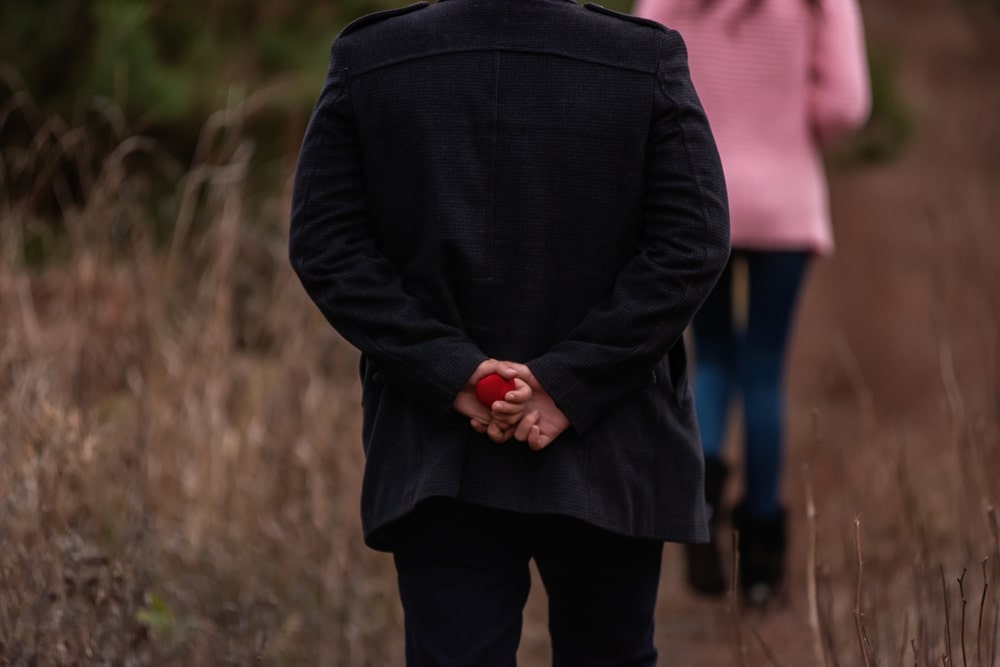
left=528, top=425, right=551, bottom=451
left=490, top=400, right=526, bottom=419
left=471, top=418, right=488, bottom=434
left=489, top=411, right=523, bottom=429
left=468, top=404, right=493, bottom=424
left=511, top=363, right=537, bottom=386
left=514, top=410, right=541, bottom=442
left=495, top=363, right=521, bottom=380
left=504, top=379, right=532, bottom=403
left=487, top=420, right=509, bottom=443
left=473, top=358, right=501, bottom=382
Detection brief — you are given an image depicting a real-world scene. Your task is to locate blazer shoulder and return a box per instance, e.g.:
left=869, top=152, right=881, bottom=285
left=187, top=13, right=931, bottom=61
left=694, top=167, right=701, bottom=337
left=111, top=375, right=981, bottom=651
left=340, top=2, right=430, bottom=37
left=584, top=3, right=667, bottom=31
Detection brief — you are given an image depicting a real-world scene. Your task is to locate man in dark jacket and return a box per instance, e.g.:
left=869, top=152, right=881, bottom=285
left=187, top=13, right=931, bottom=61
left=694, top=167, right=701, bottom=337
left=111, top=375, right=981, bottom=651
left=289, top=0, right=730, bottom=663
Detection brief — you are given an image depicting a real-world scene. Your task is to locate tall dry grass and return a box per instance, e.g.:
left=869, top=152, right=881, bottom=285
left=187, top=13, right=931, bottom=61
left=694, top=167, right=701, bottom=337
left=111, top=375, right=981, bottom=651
left=1, top=63, right=998, bottom=665
left=1, top=68, right=402, bottom=665
left=776, top=162, right=1000, bottom=665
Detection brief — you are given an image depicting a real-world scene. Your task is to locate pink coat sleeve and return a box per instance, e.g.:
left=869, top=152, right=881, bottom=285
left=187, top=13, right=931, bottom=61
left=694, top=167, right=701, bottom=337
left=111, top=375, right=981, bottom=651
left=809, top=0, right=872, bottom=145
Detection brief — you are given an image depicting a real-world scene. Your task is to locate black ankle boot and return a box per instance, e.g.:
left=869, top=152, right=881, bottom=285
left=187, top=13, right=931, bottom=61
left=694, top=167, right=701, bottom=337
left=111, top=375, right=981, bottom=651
left=732, top=503, right=787, bottom=609
left=684, top=457, right=729, bottom=596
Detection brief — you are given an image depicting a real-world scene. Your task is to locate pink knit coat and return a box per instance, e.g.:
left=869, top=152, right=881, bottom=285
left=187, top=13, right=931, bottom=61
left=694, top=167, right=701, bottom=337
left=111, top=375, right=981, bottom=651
left=633, top=0, right=871, bottom=254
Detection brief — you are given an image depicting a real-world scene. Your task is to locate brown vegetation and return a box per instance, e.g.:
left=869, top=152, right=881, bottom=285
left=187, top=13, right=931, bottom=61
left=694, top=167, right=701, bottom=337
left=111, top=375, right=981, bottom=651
left=1, top=68, right=400, bottom=663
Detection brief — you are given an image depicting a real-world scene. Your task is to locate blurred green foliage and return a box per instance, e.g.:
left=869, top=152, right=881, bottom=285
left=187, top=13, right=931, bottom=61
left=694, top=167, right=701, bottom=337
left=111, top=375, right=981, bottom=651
left=847, top=45, right=913, bottom=163
left=0, top=0, right=390, bottom=247
left=85, top=1, right=194, bottom=120
left=1, top=0, right=911, bottom=195
left=0, top=0, right=398, bottom=132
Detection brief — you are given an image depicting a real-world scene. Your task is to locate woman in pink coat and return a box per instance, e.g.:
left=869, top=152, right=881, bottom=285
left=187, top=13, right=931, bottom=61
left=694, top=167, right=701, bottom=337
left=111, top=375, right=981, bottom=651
left=632, top=0, right=871, bottom=607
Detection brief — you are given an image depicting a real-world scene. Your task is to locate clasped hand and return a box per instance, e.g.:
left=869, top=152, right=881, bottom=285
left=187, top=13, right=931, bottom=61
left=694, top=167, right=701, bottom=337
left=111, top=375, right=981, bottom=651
left=453, top=360, right=570, bottom=451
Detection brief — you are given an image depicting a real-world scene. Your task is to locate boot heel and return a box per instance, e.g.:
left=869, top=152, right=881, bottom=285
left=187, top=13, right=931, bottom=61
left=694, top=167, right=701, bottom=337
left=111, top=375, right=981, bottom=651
left=733, top=503, right=787, bottom=609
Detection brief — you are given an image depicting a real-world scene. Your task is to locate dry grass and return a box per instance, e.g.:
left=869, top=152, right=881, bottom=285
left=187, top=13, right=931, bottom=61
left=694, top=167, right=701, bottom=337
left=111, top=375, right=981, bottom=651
left=1, top=74, right=402, bottom=665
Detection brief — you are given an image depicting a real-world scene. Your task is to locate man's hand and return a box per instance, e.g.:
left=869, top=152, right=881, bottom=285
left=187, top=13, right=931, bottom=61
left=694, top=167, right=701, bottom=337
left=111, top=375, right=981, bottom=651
left=454, top=360, right=530, bottom=441
left=489, top=362, right=570, bottom=451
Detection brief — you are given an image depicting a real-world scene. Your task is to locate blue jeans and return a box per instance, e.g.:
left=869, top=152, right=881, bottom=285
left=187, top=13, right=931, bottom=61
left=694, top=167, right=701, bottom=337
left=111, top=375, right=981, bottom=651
left=691, top=250, right=810, bottom=519
left=392, top=498, right=662, bottom=667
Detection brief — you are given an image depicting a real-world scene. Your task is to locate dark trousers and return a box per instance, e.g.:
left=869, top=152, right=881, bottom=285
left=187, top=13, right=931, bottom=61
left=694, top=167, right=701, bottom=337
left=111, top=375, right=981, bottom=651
left=391, top=498, right=663, bottom=667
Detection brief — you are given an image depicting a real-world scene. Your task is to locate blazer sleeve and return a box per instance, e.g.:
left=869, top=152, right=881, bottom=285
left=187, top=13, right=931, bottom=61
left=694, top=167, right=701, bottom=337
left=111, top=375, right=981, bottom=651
left=288, top=43, right=487, bottom=421
left=528, top=29, right=730, bottom=434
left=809, top=0, right=872, bottom=144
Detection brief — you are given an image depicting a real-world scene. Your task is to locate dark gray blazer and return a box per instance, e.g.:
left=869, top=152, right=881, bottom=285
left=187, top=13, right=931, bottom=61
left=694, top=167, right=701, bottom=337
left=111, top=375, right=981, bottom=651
left=289, top=0, right=730, bottom=551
